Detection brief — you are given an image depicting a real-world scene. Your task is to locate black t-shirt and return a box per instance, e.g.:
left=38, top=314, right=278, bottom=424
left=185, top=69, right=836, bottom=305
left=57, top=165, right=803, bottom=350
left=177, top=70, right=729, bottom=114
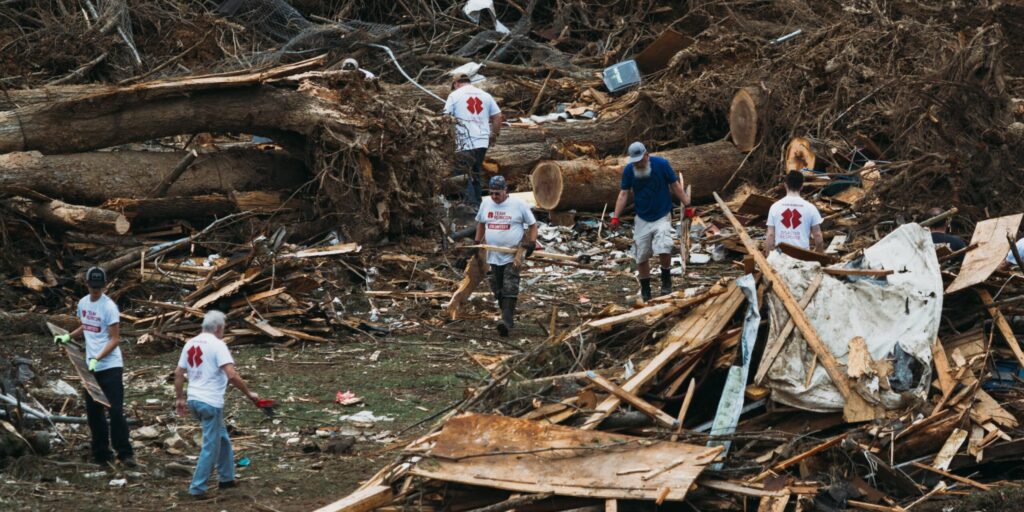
left=931, top=232, right=967, bottom=252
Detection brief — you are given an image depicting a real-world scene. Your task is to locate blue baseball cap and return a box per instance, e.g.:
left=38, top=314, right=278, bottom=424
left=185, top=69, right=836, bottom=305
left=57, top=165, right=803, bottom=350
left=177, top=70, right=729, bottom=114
left=488, top=175, right=507, bottom=190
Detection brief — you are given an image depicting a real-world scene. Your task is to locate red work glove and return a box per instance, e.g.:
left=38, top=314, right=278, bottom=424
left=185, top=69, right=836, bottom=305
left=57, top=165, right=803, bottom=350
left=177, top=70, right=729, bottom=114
left=610, top=216, right=620, bottom=229
left=684, top=207, right=696, bottom=219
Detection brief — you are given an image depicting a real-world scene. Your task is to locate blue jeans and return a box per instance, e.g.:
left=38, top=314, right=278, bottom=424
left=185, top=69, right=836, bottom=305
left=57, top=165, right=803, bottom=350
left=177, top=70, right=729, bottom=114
left=187, top=400, right=234, bottom=495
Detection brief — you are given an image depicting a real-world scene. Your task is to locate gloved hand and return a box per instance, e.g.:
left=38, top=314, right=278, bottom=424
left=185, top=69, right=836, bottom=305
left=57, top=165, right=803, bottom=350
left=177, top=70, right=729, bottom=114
left=521, top=241, right=535, bottom=258
left=53, top=334, right=71, bottom=344
left=684, top=207, right=696, bottom=219
left=88, top=358, right=98, bottom=372
left=610, top=216, right=620, bottom=229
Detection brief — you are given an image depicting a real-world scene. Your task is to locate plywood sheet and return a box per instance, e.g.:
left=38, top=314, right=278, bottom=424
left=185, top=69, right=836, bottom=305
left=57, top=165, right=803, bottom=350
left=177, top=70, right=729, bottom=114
left=946, top=214, right=1022, bottom=293
left=48, top=322, right=110, bottom=407
left=412, top=414, right=720, bottom=501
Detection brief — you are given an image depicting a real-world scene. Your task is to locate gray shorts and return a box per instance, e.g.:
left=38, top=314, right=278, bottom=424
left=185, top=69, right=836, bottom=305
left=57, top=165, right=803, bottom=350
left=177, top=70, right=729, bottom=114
left=633, top=214, right=674, bottom=262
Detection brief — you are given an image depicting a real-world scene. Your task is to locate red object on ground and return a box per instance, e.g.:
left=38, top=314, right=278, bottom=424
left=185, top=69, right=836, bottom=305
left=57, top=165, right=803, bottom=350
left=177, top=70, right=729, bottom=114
left=684, top=207, right=696, bottom=218
left=256, top=399, right=276, bottom=408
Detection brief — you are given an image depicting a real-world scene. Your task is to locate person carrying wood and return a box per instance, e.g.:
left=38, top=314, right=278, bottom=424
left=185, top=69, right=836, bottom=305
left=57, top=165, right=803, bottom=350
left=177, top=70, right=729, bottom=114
left=174, top=311, right=262, bottom=500
left=52, top=266, right=136, bottom=468
left=764, top=170, right=824, bottom=255
left=444, top=73, right=502, bottom=207
left=474, top=176, right=538, bottom=336
left=610, top=142, right=689, bottom=302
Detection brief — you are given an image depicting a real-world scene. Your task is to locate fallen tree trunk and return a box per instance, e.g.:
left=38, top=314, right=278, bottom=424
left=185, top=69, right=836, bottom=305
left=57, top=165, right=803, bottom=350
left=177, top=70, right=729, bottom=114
left=6, top=197, right=130, bottom=234
left=101, top=195, right=236, bottom=221
left=530, top=140, right=745, bottom=211
left=0, top=149, right=308, bottom=204
left=729, top=86, right=767, bottom=153
left=487, top=115, right=633, bottom=178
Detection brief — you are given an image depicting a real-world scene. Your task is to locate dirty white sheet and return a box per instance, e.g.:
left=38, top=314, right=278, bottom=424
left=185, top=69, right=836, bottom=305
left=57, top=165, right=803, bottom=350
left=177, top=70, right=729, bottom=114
left=764, top=223, right=943, bottom=412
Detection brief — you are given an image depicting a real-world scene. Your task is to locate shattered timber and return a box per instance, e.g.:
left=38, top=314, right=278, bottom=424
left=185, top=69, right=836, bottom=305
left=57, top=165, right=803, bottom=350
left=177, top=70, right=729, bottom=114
left=1, top=0, right=1024, bottom=511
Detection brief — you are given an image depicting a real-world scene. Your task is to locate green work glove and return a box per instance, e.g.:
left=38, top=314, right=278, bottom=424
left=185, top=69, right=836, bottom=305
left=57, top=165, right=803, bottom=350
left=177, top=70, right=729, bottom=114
left=53, top=334, right=71, bottom=344
left=88, top=358, right=98, bottom=372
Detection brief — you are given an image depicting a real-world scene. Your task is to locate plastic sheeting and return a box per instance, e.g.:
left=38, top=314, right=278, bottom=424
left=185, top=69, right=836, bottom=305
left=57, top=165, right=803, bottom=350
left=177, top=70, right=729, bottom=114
left=764, top=223, right=943, bottom=412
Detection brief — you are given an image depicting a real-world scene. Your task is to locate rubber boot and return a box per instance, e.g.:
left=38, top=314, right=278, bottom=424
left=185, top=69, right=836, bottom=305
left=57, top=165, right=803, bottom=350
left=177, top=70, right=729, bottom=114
left=660, top=267, right=672, bottom=297
left=639, top=278, right=652, bottom=302
left=497, top=298, right=516, bottom=337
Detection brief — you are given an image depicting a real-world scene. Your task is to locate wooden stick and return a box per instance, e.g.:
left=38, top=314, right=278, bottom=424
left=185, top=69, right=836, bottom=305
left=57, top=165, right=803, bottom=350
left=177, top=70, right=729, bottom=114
left=714, top=192, right=875, bottom=422
left=938, top=243, right=978, bottom=263
left=1007, top=235, right=1024, bottom=269
left=909, top=461, right=991, bottom=491
left=754, top=273, right=824, bottom=385
left=526, top=70, right=554, bottom=117
left=149, top=149, right=198, bottom=198
left=750, top=434, right=848, bottom=483
left=465, top=244, right=577, bottom=262
left=822, top=267, right=893, bottom=277
left=920, top=207, right=957, bottom=228
left=670, top=379, right=695, bottom=442
left=585, top=371, right=677, bottom=428
left=977, top=289, right=1024, bottom=368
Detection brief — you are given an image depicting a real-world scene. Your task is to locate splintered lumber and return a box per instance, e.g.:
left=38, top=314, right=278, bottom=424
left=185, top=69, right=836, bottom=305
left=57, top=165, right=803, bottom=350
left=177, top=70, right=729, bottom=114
left=530, top=140, right=745, bottom=211
left=977, top=289, right=1024, bottom=367
left=448, top=253, right=489, bottom=320
left=729, top=86, right=767, bottom=152
left=47, top=322, right=110, bottom=407
left=7, top=197, right=130, bottom=234
left=0, top=149, right=308, bottom=204
left=580, top=341, right=686, bottom=430
left=466, top=244, right=577, bottom=262
left=312, top=484, right=393, bottom=512
left=714, top=192, right=877, bottom=422
left=754, top=274, right=824, bottom=385
left=409, top=414, right=721, bottom=501
left=946, top=214, right=1023, bottom=293
left=909, top=462, right=991, bottom=491
left=585, top=372, right=677, bottom=428
left=751, top=434, right=848, bottom=483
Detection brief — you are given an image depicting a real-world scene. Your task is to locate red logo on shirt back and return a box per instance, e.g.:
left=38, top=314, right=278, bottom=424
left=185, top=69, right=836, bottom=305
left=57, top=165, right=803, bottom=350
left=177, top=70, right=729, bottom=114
left=467, top=96, right=483, bottom=114
left=781, top=208, right=802, bottom=229
left=187, top=346, right=204, bottom=367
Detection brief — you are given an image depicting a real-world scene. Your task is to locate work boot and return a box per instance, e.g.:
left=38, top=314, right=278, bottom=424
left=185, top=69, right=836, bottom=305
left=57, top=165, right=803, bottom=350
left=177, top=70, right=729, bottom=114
left=639, top=278, right=652, bottom=302
left=660, top=267, right=672, bottom=297
left=497, top=297, right=516, bottom=337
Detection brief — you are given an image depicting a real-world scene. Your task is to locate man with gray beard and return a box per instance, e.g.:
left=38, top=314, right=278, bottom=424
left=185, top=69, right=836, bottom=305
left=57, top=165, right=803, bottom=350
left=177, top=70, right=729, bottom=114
left=610, top=142, right=689, bottom=302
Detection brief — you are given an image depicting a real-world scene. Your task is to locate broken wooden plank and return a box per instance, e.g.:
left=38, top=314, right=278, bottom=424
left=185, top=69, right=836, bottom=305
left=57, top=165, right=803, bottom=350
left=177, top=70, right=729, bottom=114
left=192, top=267, right=260, bottom=310
left=751, top=434, right=848, bottom=483
left=946, top=214, right=1023, bottom=293
left=822, top=267, right=893, bottom=278
left=714, top=192, right=876, bottom=423
left=932, top=428, right=968, bottom=471
left=909, top=461, right=991, bottom=491
left=283, top=242, right=361, bottom=258
left=754, top=273, right=823, bottom=385
left=465, top=244, right=578, bottom=262
left=47, top=322, right=110, bottom=407
left=580, top=341, right=687, bottom=430
left=312, top=484, right=393, bottom=512
left=411, top=414, right=720, bottom=502
left=977, top=289, right=1024, bottom=368
left=777, top=243, right=838, bottom=265
left=585, top=371, right=677, bottom=428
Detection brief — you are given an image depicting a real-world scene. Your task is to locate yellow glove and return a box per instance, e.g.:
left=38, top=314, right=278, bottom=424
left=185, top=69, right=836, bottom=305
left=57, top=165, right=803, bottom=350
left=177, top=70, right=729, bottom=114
left=88, top=358, right=98, bottom=372
left=53, top=334, right=71, bottom=344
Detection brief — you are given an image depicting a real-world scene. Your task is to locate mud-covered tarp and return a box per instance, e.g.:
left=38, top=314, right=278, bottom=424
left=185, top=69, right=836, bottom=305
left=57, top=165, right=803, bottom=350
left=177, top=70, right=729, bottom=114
left=765, top=223, right=943, bottom=412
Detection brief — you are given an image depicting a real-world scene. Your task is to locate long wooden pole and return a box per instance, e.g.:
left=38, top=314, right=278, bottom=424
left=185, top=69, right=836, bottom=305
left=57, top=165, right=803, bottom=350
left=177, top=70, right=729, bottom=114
left=713, top=192, right=876, bottom=422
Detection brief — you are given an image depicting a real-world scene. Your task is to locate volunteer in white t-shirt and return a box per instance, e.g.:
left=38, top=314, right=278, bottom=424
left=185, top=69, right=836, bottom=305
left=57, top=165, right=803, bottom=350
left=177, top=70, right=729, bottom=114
left=443, top=73, right=502, bottom=206
left=53, top=266, right=136, bottom=467
left=474, top=175, right=537, bottom=336
left=765, top=170, right=824, bottom=255
left=174, top=311, right=261, bottom=499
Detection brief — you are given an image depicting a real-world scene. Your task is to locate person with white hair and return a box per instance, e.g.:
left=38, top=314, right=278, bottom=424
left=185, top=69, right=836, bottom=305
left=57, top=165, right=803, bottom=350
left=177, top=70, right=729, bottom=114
left=173, top=310, right=261, bottom=500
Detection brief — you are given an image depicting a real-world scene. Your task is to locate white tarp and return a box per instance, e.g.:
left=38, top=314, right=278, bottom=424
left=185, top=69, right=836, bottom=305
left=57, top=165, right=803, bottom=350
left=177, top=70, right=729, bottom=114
left=764, top=223, right=943, bottom=412
left=463, top=0, right=510, bottom=34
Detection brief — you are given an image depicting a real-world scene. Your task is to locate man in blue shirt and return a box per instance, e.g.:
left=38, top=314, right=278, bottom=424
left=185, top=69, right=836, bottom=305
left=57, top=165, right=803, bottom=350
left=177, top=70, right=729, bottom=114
left=610, top=142, right=689, bottom=301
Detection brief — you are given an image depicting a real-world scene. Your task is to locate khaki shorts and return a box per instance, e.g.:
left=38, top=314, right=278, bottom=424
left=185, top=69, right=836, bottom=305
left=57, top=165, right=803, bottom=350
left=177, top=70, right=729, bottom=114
left=633, top=214, right=674, bottom=262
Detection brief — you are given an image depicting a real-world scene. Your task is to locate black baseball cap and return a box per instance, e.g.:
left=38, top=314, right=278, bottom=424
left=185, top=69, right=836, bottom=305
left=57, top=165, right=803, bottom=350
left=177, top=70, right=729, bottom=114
left=85, top=267, right=107, bottom=288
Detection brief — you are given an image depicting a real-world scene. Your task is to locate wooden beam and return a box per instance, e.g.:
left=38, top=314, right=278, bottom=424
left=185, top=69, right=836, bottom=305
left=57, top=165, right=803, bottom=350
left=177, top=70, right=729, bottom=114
left=822, top=267, right=893, bottom=278
left=750, top=434, right=847, bottom=483
left=312, top=484, right=393, bottom=512
left=909, top=461, right=991, bottom=491
left=714, top=192, right=875, bottom=422
left=585, top=371, right=677, bottom=428
left=754, top=273, right=823, bottom=385
left=581, top=341, right=686, bottom=429
left=977, top=289, right=1024, bottom=368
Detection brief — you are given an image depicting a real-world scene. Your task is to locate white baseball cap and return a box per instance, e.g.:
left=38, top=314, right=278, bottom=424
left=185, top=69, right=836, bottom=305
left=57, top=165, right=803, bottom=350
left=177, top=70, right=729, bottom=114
left=626, top=141, right=647, bottom=164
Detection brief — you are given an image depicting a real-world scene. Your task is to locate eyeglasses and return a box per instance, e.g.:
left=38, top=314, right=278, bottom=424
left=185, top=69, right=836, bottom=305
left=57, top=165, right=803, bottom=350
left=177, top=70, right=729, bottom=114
left=489, top=191, right=504, bottom=196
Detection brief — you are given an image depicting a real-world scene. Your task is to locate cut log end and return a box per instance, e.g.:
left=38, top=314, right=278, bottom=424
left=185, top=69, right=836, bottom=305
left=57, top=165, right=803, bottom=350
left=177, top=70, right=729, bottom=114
left=785, top=136, right=816, bottom=173
left=531, top=161, right=565, bottom=210
left=114, top=214, right=131, bottom=235
left=729, top=87, right=762, bottom=152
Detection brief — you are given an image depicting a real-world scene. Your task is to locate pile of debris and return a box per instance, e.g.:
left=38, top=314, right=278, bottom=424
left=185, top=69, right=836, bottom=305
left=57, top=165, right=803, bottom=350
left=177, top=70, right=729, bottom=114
left=323, top=193, right=1024, bottom=511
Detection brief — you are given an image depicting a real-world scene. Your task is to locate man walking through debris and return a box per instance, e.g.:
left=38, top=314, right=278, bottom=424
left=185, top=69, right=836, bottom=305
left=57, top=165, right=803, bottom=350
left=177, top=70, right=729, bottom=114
left=174, top=311, right=262, bottom=499
left=764, top=170, right=824, bottom=255
left=444, top=73, right=502, bottom=206
left=53, top=267, right=136, bottom=468
left=475, top=176, right=537, bottom=336
left=926, top=207, right=966, bottom=252
left=610, top=142, right=689, bottom=302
